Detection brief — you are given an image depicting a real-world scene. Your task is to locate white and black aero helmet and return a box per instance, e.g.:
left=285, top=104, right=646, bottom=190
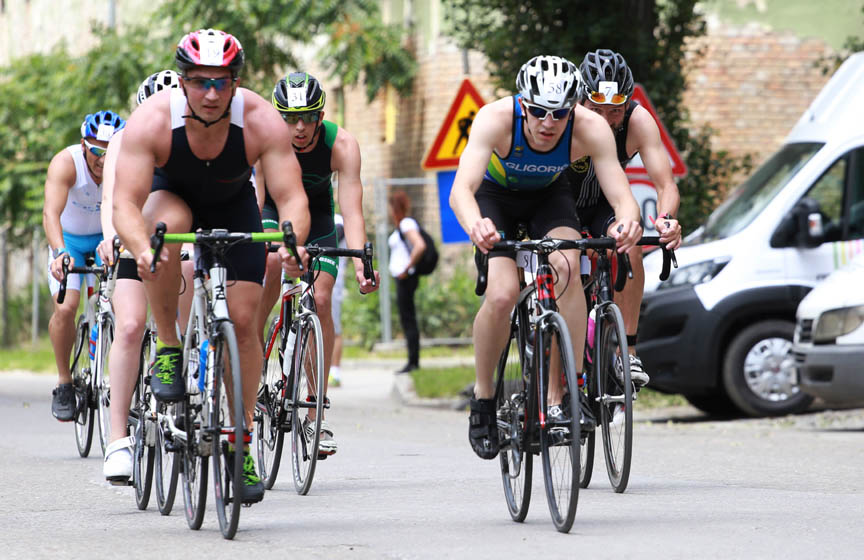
left=580, top=49, right=634, bottom=104
left=516, top=55, right=582, bottom=109
left=136, top=70, right=182, bottom=105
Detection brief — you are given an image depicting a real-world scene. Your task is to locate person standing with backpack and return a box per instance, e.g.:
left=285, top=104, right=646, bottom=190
left=388, top=189, right=426, bottom=373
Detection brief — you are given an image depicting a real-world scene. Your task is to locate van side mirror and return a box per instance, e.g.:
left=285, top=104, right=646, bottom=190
left=770, top=197, right=825, bottom=248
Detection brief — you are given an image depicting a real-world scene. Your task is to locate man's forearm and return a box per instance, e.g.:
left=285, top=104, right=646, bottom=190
left=656, top=182, right=680, bottom=218
left=43, top=214, right=65, bottom=251
left=113, top=200, right=150, bottom=257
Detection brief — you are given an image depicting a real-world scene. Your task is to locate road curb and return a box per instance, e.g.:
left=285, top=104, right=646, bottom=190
left=391, top=372, right=464, bottom=410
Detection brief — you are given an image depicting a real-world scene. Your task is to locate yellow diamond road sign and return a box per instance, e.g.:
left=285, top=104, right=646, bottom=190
left=422, top=79, right=486, bottom=170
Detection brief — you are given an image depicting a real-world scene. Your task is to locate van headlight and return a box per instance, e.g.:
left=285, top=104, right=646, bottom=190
left=658, top=258, right=730, bottom=290
left=813, top=305, right=864, bottom=342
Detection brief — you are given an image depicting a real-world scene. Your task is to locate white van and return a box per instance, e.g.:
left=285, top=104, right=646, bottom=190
left=793, top=254, right=864, bottom=405
left=638, top=51, right=864, bottom=417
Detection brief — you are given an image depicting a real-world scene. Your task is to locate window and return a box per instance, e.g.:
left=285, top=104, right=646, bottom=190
left=805, top=147, right=864, bottom=242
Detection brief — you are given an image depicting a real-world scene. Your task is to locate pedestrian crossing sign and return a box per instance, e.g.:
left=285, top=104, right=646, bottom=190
left=422, top=79, right=486, bottom=170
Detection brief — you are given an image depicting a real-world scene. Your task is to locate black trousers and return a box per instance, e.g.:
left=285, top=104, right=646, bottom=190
left=395, top=273, right=420, bottom=367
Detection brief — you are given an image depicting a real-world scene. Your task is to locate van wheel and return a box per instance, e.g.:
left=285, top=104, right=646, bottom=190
left=722, top=320, right=813, bottom=417
left=684, top=393, right=739, bottom=418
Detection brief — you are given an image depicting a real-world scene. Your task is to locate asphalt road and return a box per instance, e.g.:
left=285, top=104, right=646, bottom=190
left=1, top=364, right=862, bottom=559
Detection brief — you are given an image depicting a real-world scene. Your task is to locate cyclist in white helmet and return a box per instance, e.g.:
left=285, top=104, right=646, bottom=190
left=449, top=55, right=642, bottom=460
left=97, top=70, right=183, bottom=483
left=46, top=110, right=125, bottom=423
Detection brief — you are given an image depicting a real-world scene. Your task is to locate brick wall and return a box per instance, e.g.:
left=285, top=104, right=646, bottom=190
left=682, top=23, right=834, bottom=167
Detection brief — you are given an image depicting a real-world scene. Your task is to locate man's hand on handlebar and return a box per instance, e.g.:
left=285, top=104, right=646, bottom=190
left=470, top=217, right=501, bottom=254
left=50, top=254, right=73, bottom=282
left=611, top=219, right=643, bottom=253
left=356, top=268, right=380, bottom=294
left=656, top=217, right=682, bottom=251
left=278, top=245, right=308, bottom=278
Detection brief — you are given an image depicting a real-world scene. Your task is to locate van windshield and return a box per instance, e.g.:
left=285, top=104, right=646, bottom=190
left=698, top=142, right=823, bottom=242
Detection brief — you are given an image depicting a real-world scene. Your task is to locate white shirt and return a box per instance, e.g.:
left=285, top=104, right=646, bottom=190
left=388, top=217, right=419, bottom=277
left=60, top=144, right=102, bottom=236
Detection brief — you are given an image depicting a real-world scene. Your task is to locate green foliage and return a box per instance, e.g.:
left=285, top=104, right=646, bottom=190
left=1, top=282, right=53, bottom=347
left=819, top=3, right=864, bottom=74
left=445, top=0, right=752, bottom=228
left=154, top=0, right=416, bottom=99
left=341, top=264, right=482, bottom=348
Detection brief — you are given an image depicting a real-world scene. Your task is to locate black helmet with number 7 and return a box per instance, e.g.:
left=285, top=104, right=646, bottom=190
left=580, top=49, right=634, bottom=105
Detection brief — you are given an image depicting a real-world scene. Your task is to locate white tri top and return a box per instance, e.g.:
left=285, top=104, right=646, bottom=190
left=60, top=144, right=102, bottom=236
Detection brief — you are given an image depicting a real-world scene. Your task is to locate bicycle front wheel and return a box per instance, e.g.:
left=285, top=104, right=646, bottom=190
left=180, top=398, right=208, bottom=530
left=290, top=314, right=324, bottom=495
left=132, top=363, right=154, bottom=510
left=596, top=303, right=633, bottom=493
left=538, top=312, right=580, bottom=533
left=72, top=316, right=94, bottom=458
left=154, top=401, right=180, bottom=515
left=96, top=315, right=114, bottom=457
left=210, top=321, right=245, bottom=540
left=256, top=316, right=286, bottom=490
left=497, top=309, right=533, bottom=522
left=580, top=336, right=596, bottom=489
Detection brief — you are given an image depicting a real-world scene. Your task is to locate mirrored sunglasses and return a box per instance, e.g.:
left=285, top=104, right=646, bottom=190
left=587, top=90, right=628, bottom=105
left=523, top=102, right=572, bottom=121
left=83, top=139, right=107, bottom=158
left=184, top=77, right=233, bottom=92
left=282, top=112, right=321, bottom=124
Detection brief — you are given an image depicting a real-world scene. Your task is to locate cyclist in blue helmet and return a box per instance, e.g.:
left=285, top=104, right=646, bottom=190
left=45, top=110, right=125, bottom=423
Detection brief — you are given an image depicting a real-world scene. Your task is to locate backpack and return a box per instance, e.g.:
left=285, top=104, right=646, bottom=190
left=399, top=220, right=439, bottom=275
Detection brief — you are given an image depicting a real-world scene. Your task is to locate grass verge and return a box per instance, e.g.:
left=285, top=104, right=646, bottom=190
left=410, top=364, right=688, bottom=409
left=0, top=337, right=56, bottom=373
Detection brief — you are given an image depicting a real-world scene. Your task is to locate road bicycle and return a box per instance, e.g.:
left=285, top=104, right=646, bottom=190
left=149, top=222, right=295, bottom=540
left=57, top=239, right=121, bottom=458
left=579, top=235, right=676, bottom=493
left=257, top=235, right=375, bottom=495
left=475, top=234, right=614, bottom=533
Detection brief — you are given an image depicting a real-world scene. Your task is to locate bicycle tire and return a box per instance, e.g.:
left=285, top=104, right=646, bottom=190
left=210, top=321, right=245, bottom=540
left=580, top=331, right=596, bottom=489
left=291, top=313, right=324, bottom=496
left=154, top=401, right=180, bottom=515
left=596, top=303, right=633, bottom=493
left=180, top=398, right=208, bottom=530
left=96, top=314, right=114, bottom=457
left=257, top=316, right=286, bottom=490
left=497, top=308, right=533, bottom=522
left=538, top=312, right=581, bottom=533
left=133, top=365, right=155, bottom=510
left=72, top=317, right=95, bottom=458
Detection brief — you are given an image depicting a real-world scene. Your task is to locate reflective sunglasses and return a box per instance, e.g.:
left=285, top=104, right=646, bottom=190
left=83, top=139, right=107, bottom=158
left=522, top=101, right=572, bottom=121
left=587, top=90, right=628, bottom=105
left=282, top=112, right=321, bottom=124
left=184, top=77, right=234, bottom=92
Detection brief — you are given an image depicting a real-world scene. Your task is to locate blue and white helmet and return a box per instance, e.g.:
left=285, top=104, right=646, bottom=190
left=80, top=110, right=126, bottom=141
left=516, top=55, right=582, bottom=109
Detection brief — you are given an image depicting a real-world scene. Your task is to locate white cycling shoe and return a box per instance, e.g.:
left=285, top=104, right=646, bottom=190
left=305, top=419, right=338, bottom=457
left=617, top=354, right=650, bottom=387
left=103, top=436, right=134, bottom=485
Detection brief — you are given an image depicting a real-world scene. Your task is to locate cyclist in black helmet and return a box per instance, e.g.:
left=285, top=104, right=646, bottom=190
left=257, top=71, right=380, bottom=458
left=561, top=48, right=683, bottom=388
left=449, top=55, right=643, bottom=460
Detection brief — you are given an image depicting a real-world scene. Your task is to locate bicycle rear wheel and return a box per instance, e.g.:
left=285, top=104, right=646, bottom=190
left=596, top=303, right=633, bottom=493
left=290, top=314, right=324, bottom=495
left=96, top=315, right=114, bottom=457
left=210, top=321, right=245, bottom=540
left=580, top=341, right=596, bottom=488
left=154, top=401, right=180, bottom=515
left=256, top=316, right=286, bottom=490
left=538, top=313, right=580, bottom=533
left=72, top=317, right=94, bottom=458
left=497, top=309, right=533, bottom=522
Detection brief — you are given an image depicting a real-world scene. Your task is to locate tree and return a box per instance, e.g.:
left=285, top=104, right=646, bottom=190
left=445, top=0, right=752, bottom=228
left=155, top=0, right=416, bottom=100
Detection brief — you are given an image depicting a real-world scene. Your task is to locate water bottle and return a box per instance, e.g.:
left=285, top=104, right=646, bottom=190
left=197, top=339, right=209, bottom=392
left=282, top=327, right=296, bottom=375
left=88, top=323, right=98, bottom=360
left=586, top=308, right=596, bottom=364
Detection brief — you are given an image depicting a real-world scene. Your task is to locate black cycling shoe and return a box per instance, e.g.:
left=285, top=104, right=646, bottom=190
left=51, top=383, right=76, bottom=422
left=150, top=346, right=184, bottom=402
left=579, top=391, right=597, bottom=434
left=468, top=397, right=499, bottom=460
left=223, top=443, right=265, bottom=504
